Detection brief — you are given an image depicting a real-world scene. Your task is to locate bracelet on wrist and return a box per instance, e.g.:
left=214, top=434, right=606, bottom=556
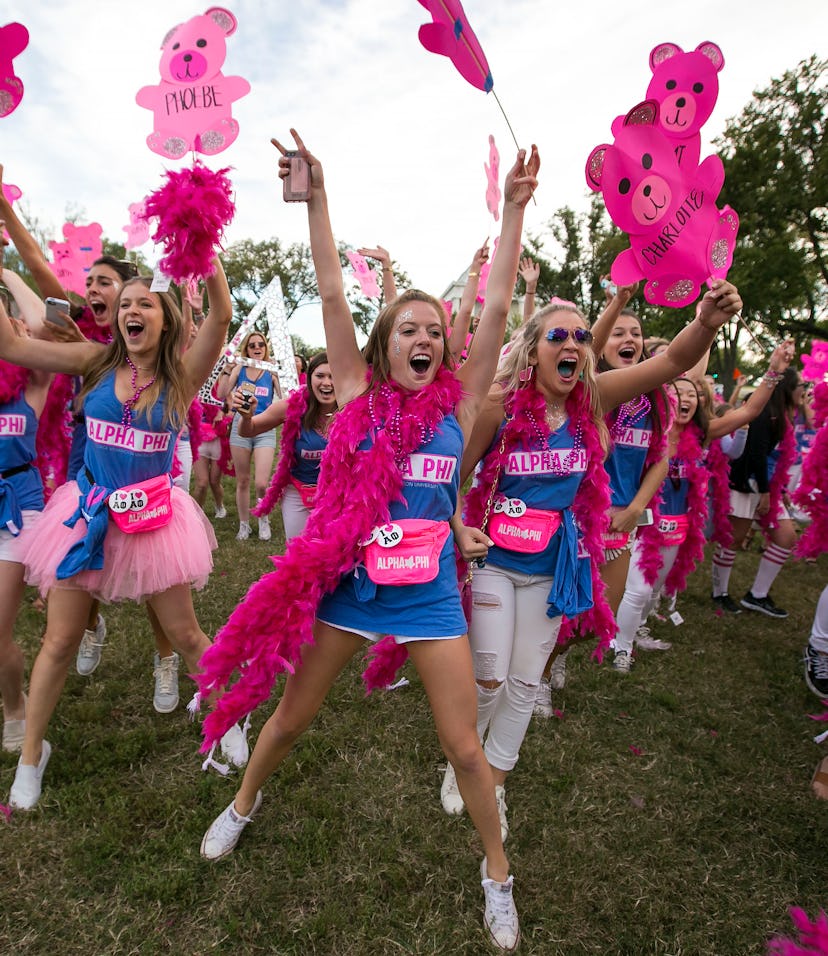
left=468, top=271, right=479, bottom=279
left=525, top=286, right=537, bottom=294
left=763, top=369, right=782, bottom=389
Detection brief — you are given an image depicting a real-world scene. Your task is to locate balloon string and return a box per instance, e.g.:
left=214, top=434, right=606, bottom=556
left=492, top=91, right=536, bottom=207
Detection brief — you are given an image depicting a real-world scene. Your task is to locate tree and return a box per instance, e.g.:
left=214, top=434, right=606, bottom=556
left=715, top=55, right=828, bottom=382
left=220, top=237, right=408, bottom=341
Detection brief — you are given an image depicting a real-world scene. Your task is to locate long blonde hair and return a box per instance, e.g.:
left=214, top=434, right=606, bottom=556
left=497, top=302, right=609, bottom=454
left=78, top=277, right=190, bottom=430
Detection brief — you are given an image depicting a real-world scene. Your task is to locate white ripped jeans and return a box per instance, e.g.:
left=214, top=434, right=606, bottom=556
left=615, top=537, right=679, bottom=654
left=469, top=564, right=562, bottom=772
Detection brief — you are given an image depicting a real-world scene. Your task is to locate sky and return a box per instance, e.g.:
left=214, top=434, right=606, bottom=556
left=3, top=0, right=827, bottom=348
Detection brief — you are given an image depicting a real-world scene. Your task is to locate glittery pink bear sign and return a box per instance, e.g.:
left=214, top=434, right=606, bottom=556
left=48, top=222, right=103, bottom=297
left=801, top=341, right=828, bottom=384
left=0, top=22, right=28, bottom=118
left=136, top=7, right=250, bottom=159
left=586, top=100, right=739, bottom=308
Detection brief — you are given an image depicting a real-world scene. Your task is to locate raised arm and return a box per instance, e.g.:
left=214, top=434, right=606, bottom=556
left=2, top=267, right=45, bottom=330
left=357, top=246, right=397, bottom=303
left=588, top=279, right=638, bottom=359
left=448, top=240, right=489, bottom=364
left=273, top=130, right=367, bottom=406
left=181, top=257, right=233, bottom=400
left=234, top=393, right=289, bottom=437
left=456, top=147, right=540, bottom=433
left=597, top=280, right=743, bottom=414
left=519, top=256, right=539, bottom=322
left=707, top=340, right=794, bottom=440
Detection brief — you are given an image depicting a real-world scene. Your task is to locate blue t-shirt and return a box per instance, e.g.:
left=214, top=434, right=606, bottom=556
left=236, top=367, right=277, bottom=414
left=484, top=419, right=587, bottom=576
left=0, top=394, right=44, bottom=512
left=83, top=371, right=177, bottom=489
left=318, top=414, right=467, bottom=637
left=661, top=458, right=690, bottom=516
left=605, top=409, right=654, bottom=507
left=291, top=427, right=327, bottom=486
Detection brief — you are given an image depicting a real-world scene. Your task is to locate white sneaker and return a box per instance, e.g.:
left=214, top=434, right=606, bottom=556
left=76, top=614, right=106, bottom=676
left=10, top=740, right=52, bottom=810
left=220, top=722, right=250, bottom=768
left=612, top=650, right=632, bottom=673
left=480, top=858, right=520, bottom=951
left=257, top=515, right=271, bottom=541
left=236, top=521, right=251, bottom=541
left=532, top=679, right=554, bottom=718
left=440, top=762, right=465, bottom=815
left=152, top=653, right=180, bottom=713
left=214, top=505, right=227, bottom=519
left=2, top=693, right=26, bottom=753
left=495, top=784, right=509, bottom=843
left=200, top=791, right=262, bottom=860
left=549, top=650, right=568, bottom=690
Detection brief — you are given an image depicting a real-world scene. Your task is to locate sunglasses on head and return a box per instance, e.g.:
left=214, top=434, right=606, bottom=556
left=546, top=327, right=593, bottom=345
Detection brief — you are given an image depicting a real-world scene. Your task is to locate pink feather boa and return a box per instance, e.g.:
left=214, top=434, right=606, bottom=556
left=0, top=357, right=28, bottom=406
left=636, top=422, right=708, bottom=596
left=704, top=438, right=734, bottom=550
left=253, top=387, right=307, bottom=518
left=767, top=907, right=828, bottom=955
left=462, top=380, right=614, bottom=658
left=761, top=417, right=796, bottom=531
left=143, top=161, right=235, bottom=282
left=197, top=368, right=463, bottom=747
left=794, top=381, right=828, bottom=559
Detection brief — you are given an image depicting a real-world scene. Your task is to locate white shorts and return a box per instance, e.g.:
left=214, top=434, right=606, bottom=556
left=729, top=488, right=790, bottom=522
left=198, top=438, right=222, bottom=461
left=317, top=618, right=464, bottom=645
left=0, top=509, right=42, bottom=563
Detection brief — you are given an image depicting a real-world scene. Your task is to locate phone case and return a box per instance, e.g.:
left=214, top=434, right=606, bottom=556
left=283, top=152, right=310, bottom=203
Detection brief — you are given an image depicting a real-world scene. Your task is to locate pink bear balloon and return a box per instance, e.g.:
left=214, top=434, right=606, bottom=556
left=136, top=7, right=251, bottom=159
left=123, top=200, right=150, bottom=250
left=801, top=341, right=828, bottom=384
left=48, top=222, right=103, bottom=297
left=484, top=134, right=501, bottom=222
left=346, top=252, right=381, bottom=299
left=644, top=41, right=725, bottom=169
left=0, top=22, right=28, bottom=118
left=586, top=100, right=739, bottom=308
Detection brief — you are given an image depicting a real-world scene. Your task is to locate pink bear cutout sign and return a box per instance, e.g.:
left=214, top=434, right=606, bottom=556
left=136, top=7, right=250, bottom=159
left=586, top=100, right=739, bottom=308
left=484, top=134, right=501, bottom=222
left=48, top=222, right=104, bottom=297
left=0, top=21, right=28, bottom=118
left=346, top=252, right=381, bottom=299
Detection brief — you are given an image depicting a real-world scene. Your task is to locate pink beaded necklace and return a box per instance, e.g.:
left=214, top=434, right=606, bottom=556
left=121, top=355, right=157, bottom=426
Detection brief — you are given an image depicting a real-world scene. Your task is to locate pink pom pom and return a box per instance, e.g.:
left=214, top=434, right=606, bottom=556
left=143, top=161, right=235, bottom=283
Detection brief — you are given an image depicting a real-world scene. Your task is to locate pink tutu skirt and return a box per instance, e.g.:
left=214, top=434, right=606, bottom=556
left=22, top=481, right=217, bottom=603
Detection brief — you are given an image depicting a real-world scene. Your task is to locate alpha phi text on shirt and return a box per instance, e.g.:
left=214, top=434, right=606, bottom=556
left=402, top=453, right=457, bottom=483
left=505, top=448, right=588, bottom=475
left=86, top=417, right=172, bottom=454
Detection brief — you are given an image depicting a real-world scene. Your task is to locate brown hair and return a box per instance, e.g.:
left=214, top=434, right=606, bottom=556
left=362, top=289, right=453, bottom=385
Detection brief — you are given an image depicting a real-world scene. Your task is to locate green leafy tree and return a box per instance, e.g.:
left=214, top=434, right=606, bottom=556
left=715, top=55, right=828, bottom=386
left=221, top=237, right=408, bottom=341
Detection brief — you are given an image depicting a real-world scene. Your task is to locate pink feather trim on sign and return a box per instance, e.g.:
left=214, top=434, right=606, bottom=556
left=143, top=161, right=235, bottom=282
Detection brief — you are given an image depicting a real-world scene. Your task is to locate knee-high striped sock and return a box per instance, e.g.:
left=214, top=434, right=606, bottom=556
left=751, top=544, right=791, bottom=598
left=712, top=546, right=736, bottom=597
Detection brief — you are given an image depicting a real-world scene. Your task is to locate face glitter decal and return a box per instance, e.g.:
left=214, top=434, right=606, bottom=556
left=393, top=309, right=414, bottom=355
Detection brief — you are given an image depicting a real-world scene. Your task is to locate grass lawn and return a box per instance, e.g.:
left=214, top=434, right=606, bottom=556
left=2, top=499, right=827, bottom=955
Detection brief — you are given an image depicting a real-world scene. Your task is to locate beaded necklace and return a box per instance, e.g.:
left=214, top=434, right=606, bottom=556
left=121, top=355, right=157, bottom=427
left=610, top=393, right=652, bottom=439
left=517, top=385, right=583, bottom=477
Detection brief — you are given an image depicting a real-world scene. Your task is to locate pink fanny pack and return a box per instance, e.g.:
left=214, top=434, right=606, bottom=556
left=289, top=476, right=317, bottom=509
left=108, top=474, right=174, bottom=534
left=657, top=513, right=689, bottom=546
left=363, top=518, right=450, bottom=585
left=487, top=496, right=562, bottom=554
left=603, top=531, right=632, bottom=550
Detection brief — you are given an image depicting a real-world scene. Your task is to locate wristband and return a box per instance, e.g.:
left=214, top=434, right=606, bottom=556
left=468, top=271, right=479, bottom=278
left=525, top=286, right=537, bottom=294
